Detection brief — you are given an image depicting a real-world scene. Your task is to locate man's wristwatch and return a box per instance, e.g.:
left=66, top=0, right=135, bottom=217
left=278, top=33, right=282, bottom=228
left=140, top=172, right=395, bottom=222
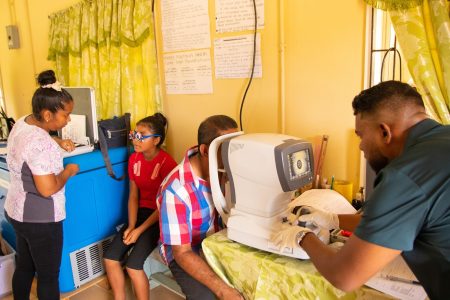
left=296, top=231, right=307, bottom=246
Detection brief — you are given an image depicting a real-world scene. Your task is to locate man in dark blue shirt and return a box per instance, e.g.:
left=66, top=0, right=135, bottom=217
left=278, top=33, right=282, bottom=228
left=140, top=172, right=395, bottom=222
left=272, top=81, right=450, bottom=299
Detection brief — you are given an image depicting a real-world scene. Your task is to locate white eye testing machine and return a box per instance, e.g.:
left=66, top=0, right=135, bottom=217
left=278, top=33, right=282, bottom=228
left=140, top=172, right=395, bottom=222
left=209, top=132, right=315, bottom=259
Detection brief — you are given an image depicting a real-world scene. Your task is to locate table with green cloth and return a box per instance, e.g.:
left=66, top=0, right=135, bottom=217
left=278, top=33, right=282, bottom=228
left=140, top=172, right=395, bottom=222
left=202, top=230, right=395, bottom=300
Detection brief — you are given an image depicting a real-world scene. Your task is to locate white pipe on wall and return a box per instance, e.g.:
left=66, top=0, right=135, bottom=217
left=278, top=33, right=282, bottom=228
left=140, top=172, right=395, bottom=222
left=24, top=0, right=37, bottom=77
left=8, top=0, right=17, bottom=24
left=360, top=5, right=373, bottom=191
left=279, top=0, right=286, bottom=134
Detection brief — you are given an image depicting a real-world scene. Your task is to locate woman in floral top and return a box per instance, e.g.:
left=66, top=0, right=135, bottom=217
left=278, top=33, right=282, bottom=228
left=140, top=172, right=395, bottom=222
left=5, top=70, right=79, bottom=300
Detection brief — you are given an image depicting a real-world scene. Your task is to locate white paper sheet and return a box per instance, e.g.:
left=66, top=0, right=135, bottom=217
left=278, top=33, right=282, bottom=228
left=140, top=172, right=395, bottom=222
left=365, top=256, right=427, bottom=300
left=215, top=0, right=264, bottom=33
left=164, top=49, right=213, bottom=94
left=61, top=114, right=88, bottom=145
left=214, top=34, right=262, bottom=79
left=161, top=0, right=211, bottom=53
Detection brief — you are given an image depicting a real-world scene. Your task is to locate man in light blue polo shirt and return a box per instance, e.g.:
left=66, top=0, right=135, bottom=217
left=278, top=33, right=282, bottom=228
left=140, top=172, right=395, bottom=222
left=272, top=81, right=450, bottom=300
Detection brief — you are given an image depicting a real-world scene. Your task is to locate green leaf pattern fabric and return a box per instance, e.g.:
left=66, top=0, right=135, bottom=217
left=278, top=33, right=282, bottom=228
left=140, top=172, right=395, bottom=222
left=364, top=0, right=424, bottom=10
left=365, top=0, right=450, bottom=124
left=202, top=230, right=395, bottom=299
left=48, top=0, right=160, bottom=124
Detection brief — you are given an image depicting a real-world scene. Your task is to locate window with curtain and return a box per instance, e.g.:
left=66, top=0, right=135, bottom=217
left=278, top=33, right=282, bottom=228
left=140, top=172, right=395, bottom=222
left=48, top=0, right=161, bottom=125
left=365, top=0, right=450, bottom=124
left=368, top=7, right=412, bottom=85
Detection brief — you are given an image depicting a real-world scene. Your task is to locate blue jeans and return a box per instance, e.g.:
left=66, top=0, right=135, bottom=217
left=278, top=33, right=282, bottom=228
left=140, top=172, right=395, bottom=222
left=6, top=213, right=63, bottom=300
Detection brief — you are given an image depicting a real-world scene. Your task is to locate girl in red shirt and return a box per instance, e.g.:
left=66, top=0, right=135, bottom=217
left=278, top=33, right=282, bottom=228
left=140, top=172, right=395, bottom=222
left=104, top=113, right=177, bottom=300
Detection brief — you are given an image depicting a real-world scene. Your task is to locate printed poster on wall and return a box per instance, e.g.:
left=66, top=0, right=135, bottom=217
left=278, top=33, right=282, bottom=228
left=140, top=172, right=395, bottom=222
left=161, top=0, right=211, bottom=52
left=214, top=34, right=262, bottom=79
left=164, top=49, right=213, bottom=94
left=215, top=0, right=264, bottom=33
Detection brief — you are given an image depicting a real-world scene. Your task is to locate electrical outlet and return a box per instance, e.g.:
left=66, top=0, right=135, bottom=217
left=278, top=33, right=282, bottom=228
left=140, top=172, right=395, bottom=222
left=6, top=25, right=20, bottom=49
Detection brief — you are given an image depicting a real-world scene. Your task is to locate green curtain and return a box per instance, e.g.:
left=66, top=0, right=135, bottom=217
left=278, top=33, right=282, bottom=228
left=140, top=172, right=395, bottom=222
left=48, top=0, right=161, bottom=125
left=365, top=0, right=424, bottom=10
left=365, top=0, right=450, bottom=124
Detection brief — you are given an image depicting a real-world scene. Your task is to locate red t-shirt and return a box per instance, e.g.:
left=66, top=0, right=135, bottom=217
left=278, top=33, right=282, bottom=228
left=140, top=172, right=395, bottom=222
left=128, top=150, right=177, bottom=209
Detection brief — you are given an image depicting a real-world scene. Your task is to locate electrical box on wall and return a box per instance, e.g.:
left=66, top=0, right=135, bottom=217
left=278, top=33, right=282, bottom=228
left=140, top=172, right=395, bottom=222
left=6, top=25, right=20, bottom=49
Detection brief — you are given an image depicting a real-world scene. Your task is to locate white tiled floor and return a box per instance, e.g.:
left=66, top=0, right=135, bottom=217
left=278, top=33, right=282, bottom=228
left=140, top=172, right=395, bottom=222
left=0, top=274, right=184, bottom=300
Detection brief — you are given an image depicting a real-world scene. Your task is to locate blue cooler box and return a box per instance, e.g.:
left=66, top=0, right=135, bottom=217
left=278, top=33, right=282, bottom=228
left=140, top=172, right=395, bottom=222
left=0, top=147, right=129, bottom=293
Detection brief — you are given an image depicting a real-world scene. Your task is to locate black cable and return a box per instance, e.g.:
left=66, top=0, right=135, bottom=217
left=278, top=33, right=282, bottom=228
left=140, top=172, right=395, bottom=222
left=239, top=0, right=257, bottom=131
left=393, top=38, right=397, bottom=80
left=391, top=38, right=403, bottom=81
left=380, top=48, right=391, bottom=82
left=380, top=47, right=402, bottom=82
left=396, top=46, right=402, bottom=81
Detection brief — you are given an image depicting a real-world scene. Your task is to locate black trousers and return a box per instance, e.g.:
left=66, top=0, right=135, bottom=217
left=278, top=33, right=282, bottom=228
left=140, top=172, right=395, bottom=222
left=103, top=208, right=159, bottom=270
left=169, top=259, right=215, bottom=300
left=6, top=213, right=63, bottom=300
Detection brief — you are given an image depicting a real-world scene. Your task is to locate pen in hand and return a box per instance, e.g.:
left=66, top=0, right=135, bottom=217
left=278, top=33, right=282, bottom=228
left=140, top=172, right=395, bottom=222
left=384, top=275, right=421, bottom=285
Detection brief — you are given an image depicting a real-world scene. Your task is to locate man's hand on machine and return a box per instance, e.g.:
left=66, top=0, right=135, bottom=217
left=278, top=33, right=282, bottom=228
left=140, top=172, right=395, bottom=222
left=270, top=224, right=312, bottom=250
left=270, top=223, right=330, bottom=250
left=288, top=205, right=339, bottom=231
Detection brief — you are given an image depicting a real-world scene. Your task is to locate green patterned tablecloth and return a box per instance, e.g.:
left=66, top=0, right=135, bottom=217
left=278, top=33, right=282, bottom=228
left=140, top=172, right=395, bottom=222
left=202, top=230, right=395, bottom=300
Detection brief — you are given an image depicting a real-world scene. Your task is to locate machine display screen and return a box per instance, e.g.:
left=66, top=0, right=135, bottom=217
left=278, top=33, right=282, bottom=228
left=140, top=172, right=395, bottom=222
left=288, top=149, right=311, bottom=180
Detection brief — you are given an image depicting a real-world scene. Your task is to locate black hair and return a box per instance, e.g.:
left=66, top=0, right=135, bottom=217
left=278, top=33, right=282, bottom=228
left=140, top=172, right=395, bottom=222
left=136, top=112, right=168, bottom=147
left=197, top=115, right=238, bottom=146
left=352, top=80, right=424, bottom=116
left=32, top=70, right=73, bottom=121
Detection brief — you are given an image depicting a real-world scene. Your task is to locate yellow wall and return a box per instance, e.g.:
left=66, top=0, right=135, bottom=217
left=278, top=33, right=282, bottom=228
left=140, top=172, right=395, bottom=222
left=0, top=0, right=80, bottom=118
left=156, top=0, right=366, bottom=192
left=284, top=0, right=365, bottom=190
left=0, top=0, right=365, bottom=194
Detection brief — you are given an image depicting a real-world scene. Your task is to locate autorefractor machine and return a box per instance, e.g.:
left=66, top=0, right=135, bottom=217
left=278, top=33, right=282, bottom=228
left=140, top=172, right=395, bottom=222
left=209, top=132, right=315, bottom=259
